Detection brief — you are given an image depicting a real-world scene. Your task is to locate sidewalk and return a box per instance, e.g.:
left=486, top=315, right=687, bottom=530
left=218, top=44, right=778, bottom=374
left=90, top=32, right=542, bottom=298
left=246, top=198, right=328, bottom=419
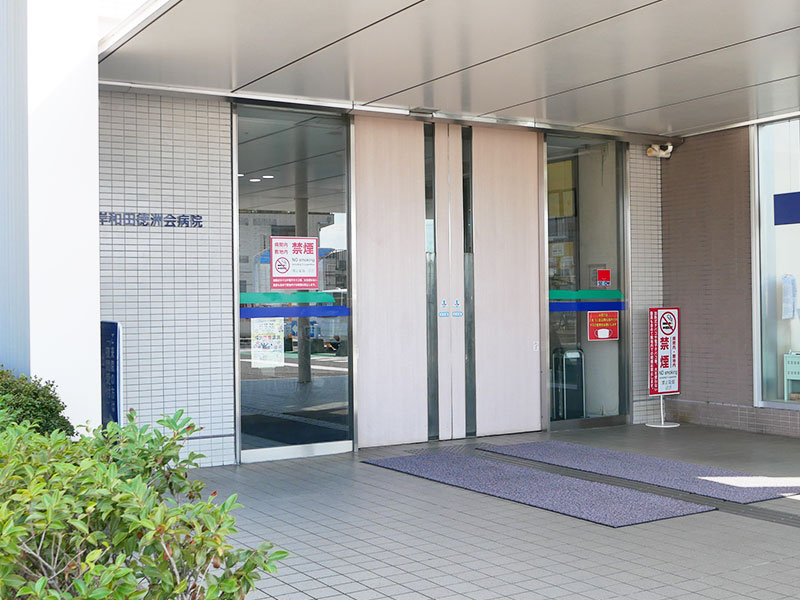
left=196, top=425, right=800, bottom=600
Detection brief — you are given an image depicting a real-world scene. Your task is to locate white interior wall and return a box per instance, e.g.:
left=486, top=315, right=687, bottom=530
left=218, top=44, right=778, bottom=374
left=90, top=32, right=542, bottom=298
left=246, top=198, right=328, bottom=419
left=577, top=142, right=620, bottom=417
left=772, top=120, right=800, bottom=395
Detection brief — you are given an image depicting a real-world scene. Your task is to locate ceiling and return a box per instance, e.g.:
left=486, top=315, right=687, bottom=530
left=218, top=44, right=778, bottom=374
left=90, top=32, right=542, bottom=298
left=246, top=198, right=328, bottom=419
left=237, top=106, right=347, bottom=212
left=99, top=0, right=800, bottom=137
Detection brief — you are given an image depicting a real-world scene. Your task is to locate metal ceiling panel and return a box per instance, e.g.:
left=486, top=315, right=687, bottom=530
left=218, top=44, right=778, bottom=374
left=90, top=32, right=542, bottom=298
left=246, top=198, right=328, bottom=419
left=372, top=0, right=800, bottom=122
left=100, top=0, right=800, bottom=137
left=99, top=0, right=416, bottom=92
left=238, top=0, right=648, bottom=103
left=495, top=28, right=800, bottom=129
left=596, top=75, right=800, bottom=136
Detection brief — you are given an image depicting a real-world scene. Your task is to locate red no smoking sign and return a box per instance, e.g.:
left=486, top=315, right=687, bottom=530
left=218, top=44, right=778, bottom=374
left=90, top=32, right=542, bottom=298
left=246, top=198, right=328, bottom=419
left=270, top=236, right=319, bottom=290
left=649, top=307, right=680, bottom=395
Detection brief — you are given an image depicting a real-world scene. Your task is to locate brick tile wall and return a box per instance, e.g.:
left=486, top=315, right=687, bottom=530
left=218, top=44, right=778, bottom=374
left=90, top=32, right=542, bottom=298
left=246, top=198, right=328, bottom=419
left=662, top=128, right=752, bottom=405
left=99, top=91, right=235, bottom=466
left=660, top=127, right=800, bottom=437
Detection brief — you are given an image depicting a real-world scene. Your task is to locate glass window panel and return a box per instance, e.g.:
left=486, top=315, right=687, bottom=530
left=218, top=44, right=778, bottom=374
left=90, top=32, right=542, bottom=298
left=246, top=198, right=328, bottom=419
left=424, top=123, right=439, bottom=440
left=462, top=127, right=477, bottom=437
left=759, top=118, right=800, bottom=405
left=547, top=136, right=625, bottom=421
left=237, top=105, right=351, bottom=449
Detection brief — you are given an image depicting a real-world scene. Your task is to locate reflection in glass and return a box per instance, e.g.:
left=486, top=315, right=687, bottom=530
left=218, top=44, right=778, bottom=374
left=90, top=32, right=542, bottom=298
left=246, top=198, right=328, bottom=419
left=463, top=127, right=477, bottom=436
left=425, top=124, right=439, bottom=439
left=759, top=118, right=800, bottom=404
left=238, top=106, right=351, bottom=449
left=547, top=137, right=624, bottom=421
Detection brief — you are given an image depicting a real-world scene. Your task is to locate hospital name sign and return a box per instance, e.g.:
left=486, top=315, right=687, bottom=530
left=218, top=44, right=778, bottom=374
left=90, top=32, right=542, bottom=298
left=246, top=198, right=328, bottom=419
left=99, top=211, right=204, bottom=228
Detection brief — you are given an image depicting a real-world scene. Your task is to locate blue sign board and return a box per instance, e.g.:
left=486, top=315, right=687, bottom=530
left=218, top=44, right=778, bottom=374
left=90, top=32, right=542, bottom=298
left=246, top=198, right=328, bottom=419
left=775, top=192, right=800, bottom=225
left=100, top=321, right=121, bottom=425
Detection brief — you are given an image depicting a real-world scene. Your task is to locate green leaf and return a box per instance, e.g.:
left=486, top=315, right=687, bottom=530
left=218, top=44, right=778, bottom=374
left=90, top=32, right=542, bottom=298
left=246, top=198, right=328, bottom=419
left=86, top=548, right=103, bottom=563
left=1, top=574, right=26, bottom=589
left=34, top=576, right=47, bottom=595
left=68, top=518, right=89, bottom=535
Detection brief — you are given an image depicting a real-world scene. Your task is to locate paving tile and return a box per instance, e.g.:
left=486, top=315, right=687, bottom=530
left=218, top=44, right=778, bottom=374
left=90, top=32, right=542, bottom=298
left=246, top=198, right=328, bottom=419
left=193, top=431, right=800, bottom=600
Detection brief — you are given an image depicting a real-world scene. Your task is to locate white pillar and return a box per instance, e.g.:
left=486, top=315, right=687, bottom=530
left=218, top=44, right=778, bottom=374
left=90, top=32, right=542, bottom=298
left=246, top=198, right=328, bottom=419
left=0, top=0, right=31, bottom=375
left=0, top=0, right=100, bottom=428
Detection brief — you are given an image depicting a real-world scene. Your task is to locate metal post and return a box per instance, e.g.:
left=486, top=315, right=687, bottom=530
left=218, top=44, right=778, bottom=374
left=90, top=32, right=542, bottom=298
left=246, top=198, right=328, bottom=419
left=646, top=394, right=680, bottom=428
left=296, top=196, right=311, bottom=384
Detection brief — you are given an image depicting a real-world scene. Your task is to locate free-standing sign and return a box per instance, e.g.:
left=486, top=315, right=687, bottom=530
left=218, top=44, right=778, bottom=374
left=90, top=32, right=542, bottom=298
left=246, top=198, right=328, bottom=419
left=270, top=236, right=318, bottom=290
left=588, top=311, right=619, bottom=341
left=251, top=318, right=285, bottom=368
left=649, top=307, right=680, bottom=395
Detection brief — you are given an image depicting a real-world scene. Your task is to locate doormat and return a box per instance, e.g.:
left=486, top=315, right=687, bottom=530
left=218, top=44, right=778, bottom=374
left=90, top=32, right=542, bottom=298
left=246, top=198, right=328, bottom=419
left=479, top=441, right=800, bottom=503
left=364, top=452, right=713, bottom=527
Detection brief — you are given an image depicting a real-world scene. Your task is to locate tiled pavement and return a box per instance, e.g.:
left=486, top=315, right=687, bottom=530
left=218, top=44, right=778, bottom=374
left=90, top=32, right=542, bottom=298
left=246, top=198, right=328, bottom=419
left=194, top=425, right=800, bottom=600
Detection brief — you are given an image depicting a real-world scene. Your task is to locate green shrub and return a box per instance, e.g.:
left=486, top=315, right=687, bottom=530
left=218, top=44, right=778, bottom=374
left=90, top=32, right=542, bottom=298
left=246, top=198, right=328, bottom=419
left=0, top=367, right=74, bottom=435
left=0, top=410, right=287, bottom=599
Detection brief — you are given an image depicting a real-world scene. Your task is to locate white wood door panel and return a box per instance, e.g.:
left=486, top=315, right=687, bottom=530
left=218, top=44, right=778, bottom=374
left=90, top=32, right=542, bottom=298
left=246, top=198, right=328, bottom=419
left=472, top=127, right=542, bottom=436
left=353, top=115, right=428, bottom=447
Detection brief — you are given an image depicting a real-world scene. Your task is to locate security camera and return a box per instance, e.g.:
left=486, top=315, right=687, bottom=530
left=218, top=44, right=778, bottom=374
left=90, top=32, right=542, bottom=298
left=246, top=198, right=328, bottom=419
left=647, top=144, right=673, bottom=159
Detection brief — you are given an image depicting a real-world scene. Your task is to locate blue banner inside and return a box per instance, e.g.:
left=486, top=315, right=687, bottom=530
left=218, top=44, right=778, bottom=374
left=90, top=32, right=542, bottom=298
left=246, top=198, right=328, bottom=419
left=240, top=306, right=350, bottom=319
left=775, top=191, right=800, bottom=225
left=550, top=301, right=626, bottom=313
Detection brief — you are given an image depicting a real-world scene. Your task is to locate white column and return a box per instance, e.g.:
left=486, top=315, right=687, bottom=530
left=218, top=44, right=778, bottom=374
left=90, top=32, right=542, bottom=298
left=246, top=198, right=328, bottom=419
left=26, top=0, right=100, bottom=428
left=0, top=1, right=100, bottom=427
left=0, top=0, right=31, bottom=375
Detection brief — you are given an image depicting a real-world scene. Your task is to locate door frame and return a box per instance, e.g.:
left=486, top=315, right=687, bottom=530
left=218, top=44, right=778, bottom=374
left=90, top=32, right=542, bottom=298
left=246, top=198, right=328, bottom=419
left=234, top=103, right=355, bottom=464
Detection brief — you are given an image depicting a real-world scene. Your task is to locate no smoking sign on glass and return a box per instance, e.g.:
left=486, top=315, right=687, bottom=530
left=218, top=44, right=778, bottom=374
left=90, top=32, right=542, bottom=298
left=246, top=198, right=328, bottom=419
left=270, top=236, right=319, bottom=290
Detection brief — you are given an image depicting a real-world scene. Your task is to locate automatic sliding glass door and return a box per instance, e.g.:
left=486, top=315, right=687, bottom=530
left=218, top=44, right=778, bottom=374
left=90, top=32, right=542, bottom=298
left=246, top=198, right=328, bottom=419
left=547, top=136, right=627, bottom=424
left=237, top=105, right=352, bottom=461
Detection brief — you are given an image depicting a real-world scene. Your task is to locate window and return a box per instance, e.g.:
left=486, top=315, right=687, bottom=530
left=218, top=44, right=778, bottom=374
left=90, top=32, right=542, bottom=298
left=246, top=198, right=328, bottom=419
left=757, top=118, right=800, bottom=406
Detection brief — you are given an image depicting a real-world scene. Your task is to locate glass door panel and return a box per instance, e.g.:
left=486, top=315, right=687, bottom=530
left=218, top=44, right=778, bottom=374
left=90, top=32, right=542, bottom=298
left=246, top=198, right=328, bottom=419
left=547, top=137, right=627, bottom=422
left=237, top=106, right=351, bottom=456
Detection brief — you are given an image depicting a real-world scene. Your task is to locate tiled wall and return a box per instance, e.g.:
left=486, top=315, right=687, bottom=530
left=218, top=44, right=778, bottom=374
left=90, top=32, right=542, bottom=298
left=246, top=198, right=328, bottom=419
left=659, top=127, right=800, bottom=436
left=628, top=144, right=664, bottom=424
left=99, top=90, right=235, bottom=466
left=662, top=128, right=753, bottom=411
